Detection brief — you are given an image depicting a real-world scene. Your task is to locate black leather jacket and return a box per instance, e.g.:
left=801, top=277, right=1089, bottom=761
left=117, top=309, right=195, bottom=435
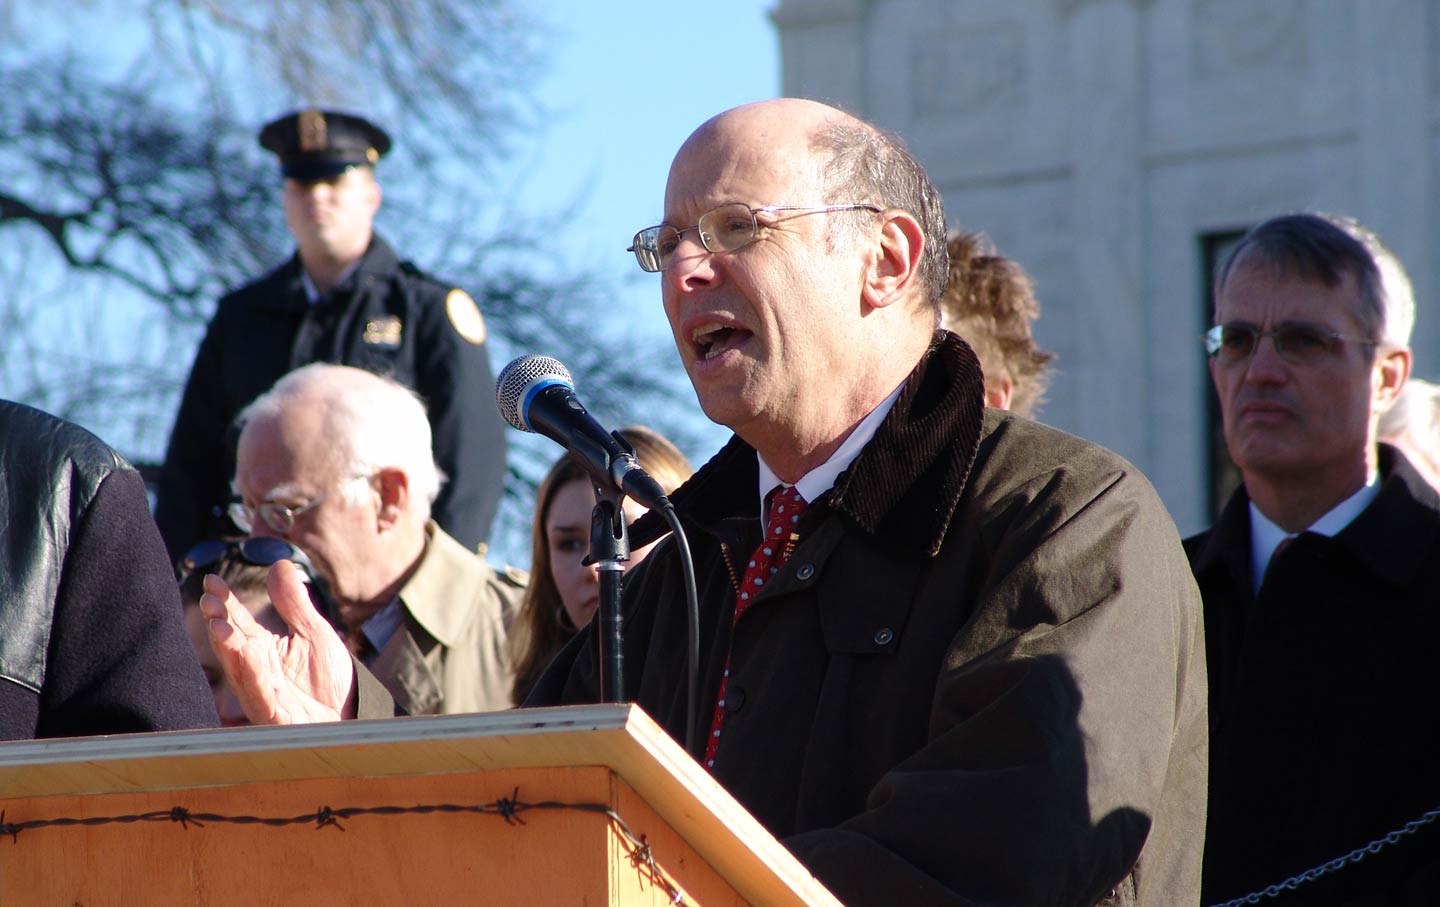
left=0, top=400, right=217, bottom=738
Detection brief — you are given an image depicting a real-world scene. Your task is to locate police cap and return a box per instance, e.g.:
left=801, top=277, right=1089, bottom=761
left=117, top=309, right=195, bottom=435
left=258, top=108, right=392, bottom=182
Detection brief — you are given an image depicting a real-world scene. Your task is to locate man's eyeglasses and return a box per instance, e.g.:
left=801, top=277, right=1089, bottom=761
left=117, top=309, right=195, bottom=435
left=177, top=537, right=315, bottom=583
left=627, top=203, right=881, bottom=273
left=228, top=474, right=373, bottom=536
left=1204, top=323, right=1378, bottom=366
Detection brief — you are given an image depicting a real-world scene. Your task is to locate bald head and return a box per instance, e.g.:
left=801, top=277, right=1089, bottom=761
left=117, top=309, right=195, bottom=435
left=238, top=364, right=442, bottom=515
left=672, top=99, right=948, bottom=308
left=234, top=364, right=443, bottom=615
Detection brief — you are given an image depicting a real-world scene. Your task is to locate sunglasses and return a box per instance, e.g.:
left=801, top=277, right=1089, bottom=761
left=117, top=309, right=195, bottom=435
left=177, top=537, right=316, bottom=583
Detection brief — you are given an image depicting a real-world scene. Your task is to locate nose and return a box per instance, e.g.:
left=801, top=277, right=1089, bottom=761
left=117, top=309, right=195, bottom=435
left=1241, top=334, right=1290, bottom=384
left=665, top=234, right=720, bottom=295
left=249, top=521, right=283, bottom=541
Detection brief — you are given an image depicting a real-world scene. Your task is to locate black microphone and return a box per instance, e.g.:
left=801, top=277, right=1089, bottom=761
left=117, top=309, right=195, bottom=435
left=496, top=355, right=670, bottom=510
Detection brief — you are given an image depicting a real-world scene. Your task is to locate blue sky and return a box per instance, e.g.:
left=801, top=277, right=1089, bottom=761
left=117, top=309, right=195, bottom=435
left=4, top=2, right=781, bottom=564
left=520, top=3, right=780, bottom=269
left=498, top=1, right=783, bottom=459
left=480, top=1, right=781, bottom=560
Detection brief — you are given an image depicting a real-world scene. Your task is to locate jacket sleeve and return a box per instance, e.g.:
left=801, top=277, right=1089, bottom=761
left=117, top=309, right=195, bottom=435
left=785, top=461, right=1208, bottom=906
left=39, top=467, right=219, bottom=737
left=409, top=283, right=507, bottom=551
left=154, top=314, right=234, bottom=561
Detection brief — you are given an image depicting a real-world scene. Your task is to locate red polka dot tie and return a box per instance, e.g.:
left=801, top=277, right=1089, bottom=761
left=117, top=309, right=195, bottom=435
left=703, top=485, right=808, bottom=771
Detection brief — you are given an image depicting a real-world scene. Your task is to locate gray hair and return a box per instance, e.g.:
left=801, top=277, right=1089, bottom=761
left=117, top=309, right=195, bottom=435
left=239, top=363, right=445, bottom=518
left=811, top=118, right=949, bottom=308
left=1216, top=212, right=1415, bottom=349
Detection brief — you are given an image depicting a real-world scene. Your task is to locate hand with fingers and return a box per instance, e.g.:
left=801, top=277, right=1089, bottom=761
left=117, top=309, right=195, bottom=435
left=200, top=559, right=357, bottom=724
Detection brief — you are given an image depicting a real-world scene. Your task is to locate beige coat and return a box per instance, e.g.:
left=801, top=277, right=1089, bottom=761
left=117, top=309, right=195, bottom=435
left=369, top=523, right=524, bottom=714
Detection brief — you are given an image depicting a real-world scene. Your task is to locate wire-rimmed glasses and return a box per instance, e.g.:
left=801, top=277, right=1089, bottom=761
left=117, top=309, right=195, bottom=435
left=1203, top=323, right=1378, bottom=366
left=228, top=474, right=374, bottom=535
left=627, top=203, right=881, bottom=272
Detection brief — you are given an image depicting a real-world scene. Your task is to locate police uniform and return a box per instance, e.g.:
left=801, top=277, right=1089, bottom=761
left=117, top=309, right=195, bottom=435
left=155, top=109, right=507, bottom=558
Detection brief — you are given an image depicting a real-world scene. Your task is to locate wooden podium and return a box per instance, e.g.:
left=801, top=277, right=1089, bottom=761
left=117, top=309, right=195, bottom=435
left=0, top=705, right=841, bottom=906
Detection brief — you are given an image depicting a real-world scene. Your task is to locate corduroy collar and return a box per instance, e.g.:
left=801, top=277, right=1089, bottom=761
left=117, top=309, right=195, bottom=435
left=634, top=330, right=986, bottom=557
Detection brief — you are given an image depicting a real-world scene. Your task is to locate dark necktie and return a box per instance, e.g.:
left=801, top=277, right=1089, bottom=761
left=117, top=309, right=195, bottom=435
left=703, top=485, right=808, bottom=770
left=1261, top=534, right=1297, bottom=587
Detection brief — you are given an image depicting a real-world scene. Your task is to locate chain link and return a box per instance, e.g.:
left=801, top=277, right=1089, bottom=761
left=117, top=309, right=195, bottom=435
left=1206, top=802, right=1440, bottom=907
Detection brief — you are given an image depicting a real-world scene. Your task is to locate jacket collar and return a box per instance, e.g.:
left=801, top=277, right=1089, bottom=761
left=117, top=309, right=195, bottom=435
left=1191, top=443, right=1440, bottom=594
left=397, top=522, right=480, bottom=645
left=257, top=234, right=398, bottom=310
left=634, top=331, right=986, bottom=557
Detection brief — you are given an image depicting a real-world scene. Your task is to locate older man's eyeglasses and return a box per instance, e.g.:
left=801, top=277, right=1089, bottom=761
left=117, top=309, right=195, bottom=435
left=228, top=474, right=374, bottom=536
left=628, top=203, right=881, bottom=273
left=176, top=537, right=316, bottom=583
left=1204, top=323, right=1378, bottom=367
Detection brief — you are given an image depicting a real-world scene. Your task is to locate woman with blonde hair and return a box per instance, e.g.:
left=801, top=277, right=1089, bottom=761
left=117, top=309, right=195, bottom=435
left=510, top=425, right=693, bottom=704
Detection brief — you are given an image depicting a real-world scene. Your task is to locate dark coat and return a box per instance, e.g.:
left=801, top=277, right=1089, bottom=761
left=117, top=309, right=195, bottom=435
left=0, top=400, right=218, bottom=739
left=1186, top=446, right=1440, bottom=906
left=154, top=234, right=507, bottom=558
left=534, top=333, right=1208, bottom=907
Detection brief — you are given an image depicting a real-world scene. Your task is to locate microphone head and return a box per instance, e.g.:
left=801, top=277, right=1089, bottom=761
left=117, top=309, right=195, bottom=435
left=496, top=354, right=575, bottom=432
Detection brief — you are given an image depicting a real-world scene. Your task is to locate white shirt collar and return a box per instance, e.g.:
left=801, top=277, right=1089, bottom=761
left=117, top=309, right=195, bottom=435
left=1248, top=470, right=1381, bottom=594
left=756, top=381, right=906, bottom=516
left=300, top=260, right=362, bottom=304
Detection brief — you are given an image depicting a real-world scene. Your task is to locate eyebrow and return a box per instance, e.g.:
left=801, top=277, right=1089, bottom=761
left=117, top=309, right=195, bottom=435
left=261, top=481, right=309, bottom=503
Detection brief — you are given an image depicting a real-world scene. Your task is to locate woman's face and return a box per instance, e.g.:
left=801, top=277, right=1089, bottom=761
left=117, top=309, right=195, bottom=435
left=184, top=594, right=287, bottom=727
left=546, top=478, right=654, bottom=631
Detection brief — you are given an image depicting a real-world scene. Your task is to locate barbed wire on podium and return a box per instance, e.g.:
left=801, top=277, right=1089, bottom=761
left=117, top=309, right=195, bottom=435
left=0, top=787, right=690, bottom=906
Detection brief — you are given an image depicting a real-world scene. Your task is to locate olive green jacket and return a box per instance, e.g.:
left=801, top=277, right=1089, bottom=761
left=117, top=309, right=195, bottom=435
left=534, top=332, right=1208, bottom=906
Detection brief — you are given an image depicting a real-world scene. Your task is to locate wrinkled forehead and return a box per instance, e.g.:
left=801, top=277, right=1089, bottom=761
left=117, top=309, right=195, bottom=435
left=235, top=409, right=338, bottom=489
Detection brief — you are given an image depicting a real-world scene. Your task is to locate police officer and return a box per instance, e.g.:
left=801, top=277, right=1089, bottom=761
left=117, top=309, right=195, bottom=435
left=155, top=108, right=507, bottom=559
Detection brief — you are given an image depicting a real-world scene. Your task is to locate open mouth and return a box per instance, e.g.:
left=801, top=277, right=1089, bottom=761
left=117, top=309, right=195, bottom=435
left=692, top=322, right=751, bottom=361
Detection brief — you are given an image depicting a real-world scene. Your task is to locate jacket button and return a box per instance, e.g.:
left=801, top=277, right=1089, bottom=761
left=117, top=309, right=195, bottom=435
left=873, top=627, right=894, bottom=646
left=724, top=686, right=746, bottom=713
left=796, top=563, right=815, bottom=580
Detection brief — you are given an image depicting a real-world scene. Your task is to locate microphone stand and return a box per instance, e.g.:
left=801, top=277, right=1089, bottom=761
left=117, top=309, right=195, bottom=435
left=587, top=484, right=630, bottom=703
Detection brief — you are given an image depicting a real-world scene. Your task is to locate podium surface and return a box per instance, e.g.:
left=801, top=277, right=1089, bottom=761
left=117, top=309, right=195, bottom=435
left=0, top=704, right=841, bottom=906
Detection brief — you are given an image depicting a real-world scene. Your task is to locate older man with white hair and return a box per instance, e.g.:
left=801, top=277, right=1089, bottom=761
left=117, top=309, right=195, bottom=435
left=230, top=363, right=522, bottom=714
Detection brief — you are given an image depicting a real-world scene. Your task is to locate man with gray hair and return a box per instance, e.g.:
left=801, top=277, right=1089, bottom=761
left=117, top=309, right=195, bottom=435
left=231, top=362, right=523, bottom=714
left=1188, top=212, right=1440, bottom=904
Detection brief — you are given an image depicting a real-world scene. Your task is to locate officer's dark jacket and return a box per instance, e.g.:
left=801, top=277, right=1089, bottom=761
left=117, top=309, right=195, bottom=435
left=0, top=400, right=218, bottom=739
left=154, top=234, right=507, bottom=558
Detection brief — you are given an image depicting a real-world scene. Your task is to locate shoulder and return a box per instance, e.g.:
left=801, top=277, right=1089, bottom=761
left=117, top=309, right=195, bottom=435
left=383, top=257, right=487, bottom=346
left=213, top=258, right=300, bottom=312
left=955, top=410, right=1189, bottom=581
left=969, top=410, right=1157, bottom=511
left=407, top=527, right=525, bottom=627
left=0, top=401, right=125, bottom=486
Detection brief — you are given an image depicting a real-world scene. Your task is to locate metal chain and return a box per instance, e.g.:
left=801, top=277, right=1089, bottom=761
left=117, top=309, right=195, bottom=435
left=1206, top=802, right=1440, bottom=907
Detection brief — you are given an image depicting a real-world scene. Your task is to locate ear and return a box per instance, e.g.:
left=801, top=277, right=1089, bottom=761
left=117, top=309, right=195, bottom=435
left=1373, top=346, right=1412, bottom=411
left=861, top=209, right=925, bottom=311
left=984, top=375, right=1014, bottom=411
left=375, top=467, right=410, bottom=530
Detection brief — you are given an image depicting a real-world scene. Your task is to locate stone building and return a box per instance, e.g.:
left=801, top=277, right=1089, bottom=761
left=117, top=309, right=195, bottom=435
left=772, top=0, right=1435, bottom=533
